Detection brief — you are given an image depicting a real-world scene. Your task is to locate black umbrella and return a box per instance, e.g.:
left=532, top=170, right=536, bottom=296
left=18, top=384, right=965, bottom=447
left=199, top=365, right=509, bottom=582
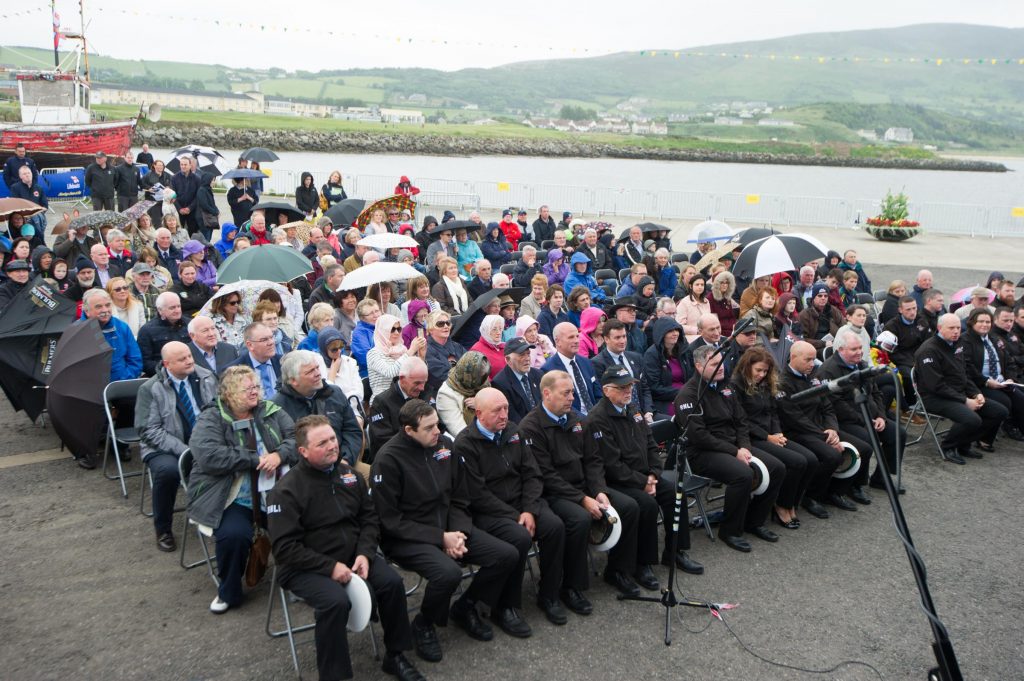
left=729, top=227, right=778, bottom=247
left=252, top=201, right=304, bottom=224
left=429, top=219, right=480, bottom=236
left=325, top=198, right=367, bottom=227
left=0, top=278, right=77, bottom=420
left=171, top=144, right=224, bottom=159
left=451, top=287, right=526, bottom=338
left=221, top=168, right=269, bottom=181
left=166, top=156, right=224, bottom=177
left=240, top=147, right=280, bottom=163
left=637, top=222, right=668, bottom=234
left=731, top=233, right=829, bottom=280
left=46, top=319, right=113, bottom=459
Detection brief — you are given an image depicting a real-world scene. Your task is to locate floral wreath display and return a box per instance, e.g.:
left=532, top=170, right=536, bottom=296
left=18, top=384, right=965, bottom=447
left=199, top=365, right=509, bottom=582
left=865, top=190, right=921, bottom=241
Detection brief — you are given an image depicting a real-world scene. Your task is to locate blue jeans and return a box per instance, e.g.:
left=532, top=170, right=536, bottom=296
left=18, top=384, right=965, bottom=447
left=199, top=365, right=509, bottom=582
left=144, top=452, right=181, bottom=535
left=213, top=502, right=254, bottom=606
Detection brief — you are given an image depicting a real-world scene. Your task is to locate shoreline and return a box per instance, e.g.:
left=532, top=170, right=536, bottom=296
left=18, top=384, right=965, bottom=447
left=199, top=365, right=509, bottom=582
left=136, top=125, right=1009, bottom=173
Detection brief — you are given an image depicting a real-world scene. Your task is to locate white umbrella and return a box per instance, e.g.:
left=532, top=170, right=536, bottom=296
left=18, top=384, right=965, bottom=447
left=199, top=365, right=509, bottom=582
left=356, top=233, right=419, bottom=250
left=731, top=233, right=829, bottom=279
left=198, top=279, right=303, bottom=331
left=686, top=219, right=734, bottom=243
left=339, top=262, right=421, bottom=291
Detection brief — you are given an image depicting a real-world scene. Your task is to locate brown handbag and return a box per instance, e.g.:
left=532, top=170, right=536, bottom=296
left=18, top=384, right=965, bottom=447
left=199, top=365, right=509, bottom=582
left=242, top=431, right=271, bottom=588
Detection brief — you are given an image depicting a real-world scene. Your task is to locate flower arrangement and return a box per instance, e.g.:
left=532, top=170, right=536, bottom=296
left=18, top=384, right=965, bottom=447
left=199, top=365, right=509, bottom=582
left=866, top=190, right=919, bottom=227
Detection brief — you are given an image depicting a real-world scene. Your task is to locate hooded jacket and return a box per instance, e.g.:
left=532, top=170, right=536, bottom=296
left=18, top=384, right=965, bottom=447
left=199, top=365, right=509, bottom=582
left=195, top=173, right=219, bottom=221
left=563, top=252, right=606, bottom=302
left=272, top=380, right=363, bottom=466
left=479, top=224, right=511, bottom=267
left=215, top=224, right=238, bottom=261
left=180, top=240, right=218, bottom=288
left=578, top=306, right=605, bottom=358
left=542, top=248, right=569, bottom=286
left=816, top=250, right=842, bottom=281
left=455, top=235, right=484, bottom=280
left=295, top=172, right=320, bottom=215
left=642, top=317, right=686, bottom=413
left=186, top=398, right=296, bottom=529
left=31, top=245, right=54, bottom=276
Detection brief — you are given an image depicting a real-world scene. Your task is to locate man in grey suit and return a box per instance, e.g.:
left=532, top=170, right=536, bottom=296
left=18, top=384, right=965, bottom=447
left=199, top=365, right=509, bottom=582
left=188, top=315, right=239, bottom=374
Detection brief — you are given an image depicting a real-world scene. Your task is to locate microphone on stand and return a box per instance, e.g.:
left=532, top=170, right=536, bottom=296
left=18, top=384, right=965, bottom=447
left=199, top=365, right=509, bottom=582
left=789, top=365, right=889, bottom=403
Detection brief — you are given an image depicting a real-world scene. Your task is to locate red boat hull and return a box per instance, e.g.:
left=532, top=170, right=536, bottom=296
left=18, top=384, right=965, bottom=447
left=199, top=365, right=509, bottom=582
left=0, top=119, right=135, bottom=159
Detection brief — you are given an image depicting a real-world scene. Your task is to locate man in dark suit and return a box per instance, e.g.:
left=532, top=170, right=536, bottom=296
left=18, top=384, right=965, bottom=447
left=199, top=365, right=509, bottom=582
left=188, top=315, right=239, bottom=374
left=540, top=322, right=601, bottom=416
left=492, top=338, right=543, bottom=423
left=590, top=320, right=653, bottom=421
left=466, top=259, right=493, bottom=299
left=220, top=322, right=282, bottom=398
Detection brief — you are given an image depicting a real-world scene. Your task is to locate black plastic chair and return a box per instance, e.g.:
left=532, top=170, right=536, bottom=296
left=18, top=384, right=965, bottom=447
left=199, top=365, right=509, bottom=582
left=671, top=253, right=689, bottom=264
left=518, top=241, right=536, bottom=252
left=594, top=268, right=616, bottom=285
left=101, top=378, right=148, bottom=498
left=617, top=268, right=631, bottom=283
left=540, top=240, right=555, bottom=250
left=649, top=419, right=715, bottom=541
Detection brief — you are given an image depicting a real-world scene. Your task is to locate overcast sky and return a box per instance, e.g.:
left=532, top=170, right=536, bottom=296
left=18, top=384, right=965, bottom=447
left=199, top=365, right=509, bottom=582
left=2, top=1, right=1022, bottom=72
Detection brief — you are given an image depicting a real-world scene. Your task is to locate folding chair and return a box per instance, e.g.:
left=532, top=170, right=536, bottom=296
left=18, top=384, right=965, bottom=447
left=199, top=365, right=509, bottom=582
left=265, top=564, right=379, bottom=680
left=617, top=268, right=631, bottom=283
left=177, top=449, right=220, bottom=587
left=540, top=240, right=555, bottom=250
left=649, top=420, right=715, bottom=541
left=499, top=263, right=515, bottom=276
left=671, top=253, right=689, bottom=264
left=905, top=367, right=947, bottom=455
left=593, top=268, right=616, bottom=286
left=517, top=241, right=536, bottom=252
left=872, top=290, right=888, bottom=317
left=138, top=454, right=187, bottom=518
left=101, top=378, right=148, bottom=498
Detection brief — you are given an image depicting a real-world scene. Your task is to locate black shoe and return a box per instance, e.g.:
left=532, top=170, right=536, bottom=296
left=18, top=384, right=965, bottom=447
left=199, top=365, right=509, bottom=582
left=1002, top=424, right=1024, bottom=441
left=964, top=445, right=985, bottom=458
left=722, top=535, right=752, bottom=553
left=157, top=532, right=176, bottom=552
left=536, top=596, right=568, bottom=625
left=382, top=653, right=426, bottom=681
left=849, top=486, right=872, bottom=505
left=76, top=455, right=97, bottom=470
left=560, top=587, right=593, bottom=616
left=411, top=617, right=442, bottom=663
left=801, top=498, right=831, bottom=519
left=869, top=478, right=906, bottom=494
left=603, top=569, right=641, bottom=597
left=772, top=509, right=800, bottom=529
left=633, top=565, right=660, bottom=591
left=496, top=607, right=532, bottom=638
left=116, top=444, right=132, bottom=462
left=662, top=550, right=704, bottom=575
left=450, top=600, right=493, bottom=642
left=746, top=526, right=779, bottom=543
left=941, top=448, right=966, bottom=465
left=827, top=493, right=857, bottom=511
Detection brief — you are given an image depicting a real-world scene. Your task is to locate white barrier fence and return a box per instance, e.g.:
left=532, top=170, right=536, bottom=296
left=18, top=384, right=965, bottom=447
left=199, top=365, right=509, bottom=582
left=251, top=169, right=1024, bottom=237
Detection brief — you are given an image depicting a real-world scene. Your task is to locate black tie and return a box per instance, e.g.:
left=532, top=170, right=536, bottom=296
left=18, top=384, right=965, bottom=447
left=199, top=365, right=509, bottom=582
left=520, top=374, right=536, bottom=409
left=570, top=358, right=593, bottom=414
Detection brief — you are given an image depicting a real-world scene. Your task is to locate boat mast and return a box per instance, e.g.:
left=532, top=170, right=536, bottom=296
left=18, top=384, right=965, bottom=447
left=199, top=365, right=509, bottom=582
left=51, top=0, right=59, bottom=69
left=79, top=0, right=90, bottom=83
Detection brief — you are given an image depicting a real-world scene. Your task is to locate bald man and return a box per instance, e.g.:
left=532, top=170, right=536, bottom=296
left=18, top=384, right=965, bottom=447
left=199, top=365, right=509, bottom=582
left=367, top=356, right=437, bottom=462
left=540, top=322, right=601, bottom=415
left=453, top=387, right=570, bottom=628
left=137, top=291, right=191, bottom=376
left=135, top=341, right=218, bottom=552
left=915, top=313, right=1008, bottom=464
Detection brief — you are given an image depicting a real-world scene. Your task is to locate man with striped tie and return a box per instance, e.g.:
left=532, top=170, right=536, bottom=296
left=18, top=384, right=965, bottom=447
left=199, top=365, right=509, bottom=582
left=135, top=341, right=218, bottom=552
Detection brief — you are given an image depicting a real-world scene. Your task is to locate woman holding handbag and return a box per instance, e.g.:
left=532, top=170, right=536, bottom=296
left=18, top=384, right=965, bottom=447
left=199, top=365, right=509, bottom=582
left=187, top=365, right=296, bottom=614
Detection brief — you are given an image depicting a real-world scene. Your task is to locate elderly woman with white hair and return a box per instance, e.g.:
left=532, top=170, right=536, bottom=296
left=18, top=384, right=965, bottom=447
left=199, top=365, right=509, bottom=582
left=469, top=314, right=506, bottom=379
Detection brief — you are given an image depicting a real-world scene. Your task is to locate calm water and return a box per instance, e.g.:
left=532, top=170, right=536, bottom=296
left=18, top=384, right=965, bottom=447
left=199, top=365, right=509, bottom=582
left=151, top=147, right=1023, bottom=207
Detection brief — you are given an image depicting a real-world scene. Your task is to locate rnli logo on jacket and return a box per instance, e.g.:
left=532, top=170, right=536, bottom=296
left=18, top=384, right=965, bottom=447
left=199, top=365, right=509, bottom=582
left=922, top=358, right=933, bottom=364
left=680, top=402, right=694, bottom=410
left=340, top=473, right=358, bottom=487
left=774, top=391, right=786, bottom=399
left=572, top=423, right=583, bottom=433
left=266, top=504, right=282, bottom=514
left=370, top=413, right=384, bottom=423
left=592, top=431, right=603, bottom=440
left=810, top=379, right=822, bottom=386
left=954, top=347, right=963, bottom=355
left=996, top=340, right=1006, bottom=350
left=721, top=388, right=733, bottom=398
left=434, top=448, right=451, bottom=461
left=917, top=325, right=927, bottom=332
left=373, top=474, right=383, bottom=484
left=509, top=433, right=520, bottom=443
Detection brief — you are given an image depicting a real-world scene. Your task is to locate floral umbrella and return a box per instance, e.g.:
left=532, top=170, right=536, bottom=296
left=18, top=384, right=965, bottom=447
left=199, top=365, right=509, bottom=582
left=355, top=195, right=417, bottom=229
left=198, top=279, right=304, bottom=332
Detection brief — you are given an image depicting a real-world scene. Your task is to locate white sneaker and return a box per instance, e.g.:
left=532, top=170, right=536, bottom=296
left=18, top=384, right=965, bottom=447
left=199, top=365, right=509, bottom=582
left=209, top=596, right=229, bottom=614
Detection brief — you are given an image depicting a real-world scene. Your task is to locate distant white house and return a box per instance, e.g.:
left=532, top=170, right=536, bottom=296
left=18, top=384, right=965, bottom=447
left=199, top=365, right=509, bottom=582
left=714, top=117, right=744, bottom=126
left=92, top=84, right=264, bottom=114
left=884, top=127, right=914, bottom=143
left=631, top=121, right=668, bottom=135
left=757, top=119, right=795, bottom=127
left=856, top=129, right=879, bottom=141
left=380, top=108, right=425, bottom=124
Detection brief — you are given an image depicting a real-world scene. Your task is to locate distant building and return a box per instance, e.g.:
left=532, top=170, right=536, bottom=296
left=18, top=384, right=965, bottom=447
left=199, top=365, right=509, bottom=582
left=631, top=121, right=668, bottom=135
left=856, top=129, right=879, bottom=141
left=380, top=108, right=425, bottom=124
left=407, top=94, right=427, bottom=103
left=884, top=127, right=914, bottom=143
left=757, top=119, right=795, bottom=127
left=714, top=117, right=743, bottom=126
left=92, top=84, right=264, bottom=114
left=668, top=113, right=689, bottom=122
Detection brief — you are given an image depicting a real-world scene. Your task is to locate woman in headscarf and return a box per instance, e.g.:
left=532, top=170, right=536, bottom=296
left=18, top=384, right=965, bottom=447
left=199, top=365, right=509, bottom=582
left=516, top=315, right=555, bottom=369
left=578, top=306, right=607, bottom=359
left=436, top=351, right=491, bottom=436
left=542, top=248, right=569, bottom=286
left=401, top=299, right=431, bottom=348
left=316, top=326, right=363, bottom=408
left=366, top=313, right=425, bottom=399
left=430, top=256, right=472, bottom=316
left=469, top=314, right=506, bottom=379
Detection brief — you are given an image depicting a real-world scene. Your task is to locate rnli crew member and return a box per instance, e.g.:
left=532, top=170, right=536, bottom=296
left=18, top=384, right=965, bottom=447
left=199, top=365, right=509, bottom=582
left=366, top=357, right=435, bottom=463
left=519, top=371, right=643, bottom=600
left=674, top=345, right=784, bottom=553
left=585, top=365, right=703, bottom=577
left=371, top=400, right=520, bottom=663
left=454, top=387, right=568, bottom=627
left=267, top=416, right=425, bottom=681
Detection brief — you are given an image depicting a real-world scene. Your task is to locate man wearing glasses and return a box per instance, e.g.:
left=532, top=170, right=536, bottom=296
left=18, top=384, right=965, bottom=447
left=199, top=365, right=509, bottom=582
left=221, top=322, right=282, bottom=398
left=799, top=282, right=845, bottom=354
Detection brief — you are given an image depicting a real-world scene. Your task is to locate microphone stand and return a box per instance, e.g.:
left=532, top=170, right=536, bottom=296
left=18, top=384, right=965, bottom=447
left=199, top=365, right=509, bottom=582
left=846, top=374, right=963, bottom=681
left=617, top=326, right=744, bottom=645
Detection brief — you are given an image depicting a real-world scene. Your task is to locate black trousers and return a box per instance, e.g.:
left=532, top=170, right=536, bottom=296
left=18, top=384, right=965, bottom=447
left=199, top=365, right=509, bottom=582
left=841, top=419, right=906, bottom=484
left=384, top=528, right=518, bottom=626
left=117, top=195, right=138, bottom=212
left=473, top=515, right=532, bottom=610
left=751, top=439, right=818, bottom=509
left=486, top=502, right=568, bottom=603
left=923, top=395, right=1007, bottom=450
left=546, top=497, right=597, bottom=591
left=282, top=560, right=411, bottom=681
left=981, top=385, right=1024, bottom=433
left=788, top=435, right=842, bottom=501
left=91, top=196, right=114, bottom=211
left=600, top=487, right=640, bottom=575
left=688, top=447, right=784, bottom=539
left=877, top=372, right=899, bottom=413
left=611, top=478, right=690, bottom=569
left=894, top=364, right=917, bottom=406
left=144, top=451, right=180, bottom=535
